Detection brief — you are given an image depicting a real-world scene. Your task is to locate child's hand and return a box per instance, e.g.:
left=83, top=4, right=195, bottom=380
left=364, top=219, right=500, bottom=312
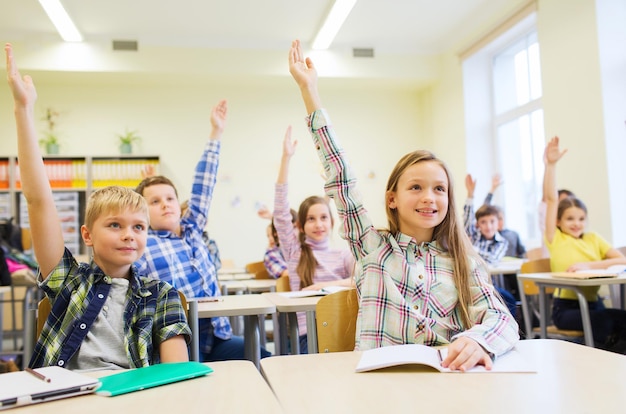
left=491, top=174, right=502, bottom=193
left=441, top=337, right=493, bottom=372
left=544, top=136, right=567, bottom=165
left=465, top=174, right=476, bottom=198
left=141, top=164, right=156, bottom=179
left=282, top=125, right=297, bottom=158
left=566, top=262, right=594, bottom=272
left=288, top=40, right=317, bottom=91
left=5, top=43, right=37, bottom=107
left=210, top=99, right=228, bottom=136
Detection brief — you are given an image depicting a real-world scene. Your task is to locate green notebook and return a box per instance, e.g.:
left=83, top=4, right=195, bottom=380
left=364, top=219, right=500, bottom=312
left=96, top=362, right=213, bottom=397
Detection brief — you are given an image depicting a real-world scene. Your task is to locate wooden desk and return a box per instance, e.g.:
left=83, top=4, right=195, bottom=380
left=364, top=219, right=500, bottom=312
left=11, top=361, right=282, bottom=414
left=516, top=272, right=626, bottom=346
left=188, top=295, right=276, bottom=369
left=261, top=339, right=626, bottom=413
left=262, top=292, right=321, bottom=355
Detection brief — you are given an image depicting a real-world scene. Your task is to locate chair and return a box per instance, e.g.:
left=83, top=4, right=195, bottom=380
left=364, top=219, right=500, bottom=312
left=518, top=258, right=584, bottom=341
left=244, top=261, right=272, bottom=279
left=275, top=275, right=290, bottom=292
left=315, top=288, right=359, bottom=353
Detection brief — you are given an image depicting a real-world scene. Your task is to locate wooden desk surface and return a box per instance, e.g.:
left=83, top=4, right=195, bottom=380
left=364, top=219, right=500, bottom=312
left=261, top=339, right=626, bottom=413
left=195, top=294, right=276, bottom=318
left=262, top=292, right=321, bottom=312
left=12, top=361, right=282, bottom=414
left=517, top=272, right=626, bottom=287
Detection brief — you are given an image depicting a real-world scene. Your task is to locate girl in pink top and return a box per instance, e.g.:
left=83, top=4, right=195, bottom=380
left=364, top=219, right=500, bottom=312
left=273, top=126, right=355, bottom=354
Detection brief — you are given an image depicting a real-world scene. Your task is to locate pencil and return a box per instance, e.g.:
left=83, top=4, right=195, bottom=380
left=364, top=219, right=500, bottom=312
left=25, top=367, right=52, bottom=383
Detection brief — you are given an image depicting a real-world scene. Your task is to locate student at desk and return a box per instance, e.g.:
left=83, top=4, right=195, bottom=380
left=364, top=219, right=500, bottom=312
left=288, top=39, right=518, bottom=371
left=543, top=137, right=626, bottom=354
left=5, top=43, right=190, bottom=369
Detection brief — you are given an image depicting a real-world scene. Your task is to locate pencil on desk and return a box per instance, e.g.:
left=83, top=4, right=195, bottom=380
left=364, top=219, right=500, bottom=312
left=25, top=367, right=52, bottom=383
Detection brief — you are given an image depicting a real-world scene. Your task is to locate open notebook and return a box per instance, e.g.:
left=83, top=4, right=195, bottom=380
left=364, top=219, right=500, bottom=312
left=96, top=361, right=212, bottom=397
left=279, top=286, right=351, bottom=298
left=0, top=366, right=100, bottom=410
left=552, top=266, right=626, bottom=280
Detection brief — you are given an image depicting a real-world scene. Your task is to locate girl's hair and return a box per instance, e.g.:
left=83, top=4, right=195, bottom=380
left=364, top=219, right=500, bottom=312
left=557, top=196, right=587, bottom=220
left=85, top=186, right=149, bottom=229
left=384, top=150, right=475, bottom=328
left=296, top=196, right=333, bottom=289
left=135, top=175, right=178, bottom=197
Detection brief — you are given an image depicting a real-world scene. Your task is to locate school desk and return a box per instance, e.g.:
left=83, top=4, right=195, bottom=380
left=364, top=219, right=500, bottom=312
left=189, top=294, right=276, bottom=369
left=9, top=361, right=282, bottom=414
left=516, top=272, right=626, bottom=346
left=260, top=339, right=626, bottom=413
left=262, top=292, right=321, bottom=355
left=488, top=259, right=523, bottom=288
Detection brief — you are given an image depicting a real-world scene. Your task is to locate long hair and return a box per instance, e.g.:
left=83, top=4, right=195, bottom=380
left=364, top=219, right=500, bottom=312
left=384, top=150, right=474, bottom=328
left=296, top=196, right=333, bottom=289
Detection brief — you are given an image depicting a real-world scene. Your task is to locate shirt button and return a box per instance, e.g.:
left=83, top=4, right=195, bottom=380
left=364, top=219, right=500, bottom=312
left=58, top=360, right=65, bottom=366
left=316, top=144, right=321, bottom=150
left=103, top=305, right=109, bottom=311
left=418, top=274, right=424, bottom=279
left=98, top=293, right=104, bottom=299
left=79, top=323, right=87, bottom=330
left=413, top=305, right=419, bottom=310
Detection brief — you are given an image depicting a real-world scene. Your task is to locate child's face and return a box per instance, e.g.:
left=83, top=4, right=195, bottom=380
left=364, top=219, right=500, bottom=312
left=387, top=160, right=449, bottom=243
left=81, top=208, right=148, bottom=277
left=141, top=184, right=181, bottom=232
left=301, top=203, right=332, bottom=242
left=557, top=206, right=586, bottom=238
left=477, top=214, right=499, bottom=240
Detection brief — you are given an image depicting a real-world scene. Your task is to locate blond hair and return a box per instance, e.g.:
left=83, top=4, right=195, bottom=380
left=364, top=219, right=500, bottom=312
left=384, top=150, right=477, bottom=328
left=85, top=186, right=149, bottom=229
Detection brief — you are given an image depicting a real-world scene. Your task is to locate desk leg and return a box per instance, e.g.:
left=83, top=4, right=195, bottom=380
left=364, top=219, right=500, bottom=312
left=288, top=313, right=300, bottom=355
left=22, top=287, right=37, bottom=366
left=243, top=315, right=261, bottom=370
left=538, top=286, right=548, bottom=339
left=306, top=310, right=318, bottom=354
left=572, top=288, right=594, bottom=347
left=188, top=300, right=200, bottom=362
left=517, top=278, right=532, bottom=339
left=275, top=312, right=288, bottom=355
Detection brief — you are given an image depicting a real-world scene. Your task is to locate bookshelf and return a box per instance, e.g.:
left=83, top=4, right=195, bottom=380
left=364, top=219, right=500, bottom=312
left=1, top=155, right=160, bottom=255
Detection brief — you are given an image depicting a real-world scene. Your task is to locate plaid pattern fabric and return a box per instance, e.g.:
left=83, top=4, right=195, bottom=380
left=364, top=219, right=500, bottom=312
left=306, top=109, right=519, bottom=357
left=135, top=140, right=231, bottom=343
left=463, top=199, right=509, bottom=264
left=30, top=248, right=190, bottom=368
left=263, top=246, right=287, bottom=279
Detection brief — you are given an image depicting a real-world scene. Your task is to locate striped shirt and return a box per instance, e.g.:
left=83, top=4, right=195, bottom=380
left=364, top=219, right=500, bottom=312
left=274, top=183, right=355, bottom=336
left=136, top=140, right=232, bottom=352
left=30, top=248, right=190, bottom=369
left=306, top=109, right=519, bottom=356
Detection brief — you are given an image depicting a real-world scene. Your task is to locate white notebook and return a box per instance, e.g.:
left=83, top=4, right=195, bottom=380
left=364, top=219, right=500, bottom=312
left=0, top=366, right=100, bottom=410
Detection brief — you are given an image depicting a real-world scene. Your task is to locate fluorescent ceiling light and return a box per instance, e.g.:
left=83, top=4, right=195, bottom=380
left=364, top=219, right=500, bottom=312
left=39, top=0, right=83, bottom=42
left=312, top=0, right=357, bottom=50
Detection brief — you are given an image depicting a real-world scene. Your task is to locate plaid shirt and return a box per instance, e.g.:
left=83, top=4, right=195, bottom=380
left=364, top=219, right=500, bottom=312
left=136, top=140, right=232, bottom=351
left=30, top=248, right=190, bottom=369
left=263, top=246, right=287, bottom=279
left=306, top=109, right=518, bottom=357
left=463, top=198, right=509, bottom=264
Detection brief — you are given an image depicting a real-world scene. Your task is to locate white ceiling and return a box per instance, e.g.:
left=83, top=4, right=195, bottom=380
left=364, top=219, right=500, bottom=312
left=0, top=0, right=526, bottom=85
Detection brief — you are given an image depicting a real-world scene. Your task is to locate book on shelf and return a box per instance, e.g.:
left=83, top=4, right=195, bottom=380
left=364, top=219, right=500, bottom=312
left=278, top=286, right=351, bottom=298
left=355, top=344, right=535, bottom=373
left=551, top=265, right=626, bottom=280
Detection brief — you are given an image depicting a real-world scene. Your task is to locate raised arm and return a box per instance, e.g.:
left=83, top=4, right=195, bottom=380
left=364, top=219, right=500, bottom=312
left=463, top=174, right=477, bottom=236
left=288, top=40, right=322, bottom=114
left=277, top=126, right=297, bottom=184
left=5, top=43, right=64, bottom=276
left=543, top=136, right=567, bottom=244
left=209, top=99, right=227, bottom=141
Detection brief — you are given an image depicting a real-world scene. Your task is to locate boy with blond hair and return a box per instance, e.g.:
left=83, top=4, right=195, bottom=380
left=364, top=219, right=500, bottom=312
left=5, top=43, right=190, bottom=370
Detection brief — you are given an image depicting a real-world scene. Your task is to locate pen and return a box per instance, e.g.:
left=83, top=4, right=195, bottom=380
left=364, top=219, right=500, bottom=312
left=25, top=367, right=51, bottom=383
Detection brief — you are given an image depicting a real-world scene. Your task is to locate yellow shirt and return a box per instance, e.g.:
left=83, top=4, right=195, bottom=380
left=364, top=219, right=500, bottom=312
left=546, top=229, right=611, bottom=301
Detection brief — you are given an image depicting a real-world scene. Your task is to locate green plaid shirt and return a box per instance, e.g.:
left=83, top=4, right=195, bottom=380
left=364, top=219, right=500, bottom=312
left=30, top=248, right=190, bottom=369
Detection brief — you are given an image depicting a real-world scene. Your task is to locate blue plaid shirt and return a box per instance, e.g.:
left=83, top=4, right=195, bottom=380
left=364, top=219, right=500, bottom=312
left=136, top=140, right=232, bottom=353
left=31, top=248, right=190, bottom=369
left=263, top=246, right=287, bottom=279
left=463, top=198, right=509, bottom=264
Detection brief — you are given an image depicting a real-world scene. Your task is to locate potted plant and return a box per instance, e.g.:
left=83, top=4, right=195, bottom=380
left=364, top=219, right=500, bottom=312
left=39, top=108, right=61, bottom=155
left=117, top=129, right=141, bottom=154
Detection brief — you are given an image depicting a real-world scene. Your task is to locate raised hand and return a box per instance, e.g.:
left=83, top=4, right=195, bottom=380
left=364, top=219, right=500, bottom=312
left=5, top=43, right=37, bottom=107
left=288, top=39, right=317, bottom=90
left=282, top=125, right=297, bottom=158
left=465, top=174, right=477, bottom=198
left=210, top=99, right=228, bottom=139
left=490, top=174, right=502, bottom=193
left=544, top=136, right=567, bottom=165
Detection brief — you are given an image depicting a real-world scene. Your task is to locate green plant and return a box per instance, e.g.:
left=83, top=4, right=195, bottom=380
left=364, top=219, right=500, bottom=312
left=39, top=107, right=60, bottom=146
left=117, top=129, right=141, bottom=145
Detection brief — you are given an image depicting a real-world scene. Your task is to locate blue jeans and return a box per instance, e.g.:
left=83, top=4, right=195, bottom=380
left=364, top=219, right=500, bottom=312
left=200, top=335, right=272, bottom=362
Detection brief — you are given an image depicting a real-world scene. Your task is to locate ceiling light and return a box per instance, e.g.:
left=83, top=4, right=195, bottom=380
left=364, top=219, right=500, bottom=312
left=39, top=0, right=83, bottom=42
left=312, top=0, right=357, bottom=50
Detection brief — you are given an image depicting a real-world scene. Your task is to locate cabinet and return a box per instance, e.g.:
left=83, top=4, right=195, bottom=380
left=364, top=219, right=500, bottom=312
left=0, top=156, right=159, bottom=255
